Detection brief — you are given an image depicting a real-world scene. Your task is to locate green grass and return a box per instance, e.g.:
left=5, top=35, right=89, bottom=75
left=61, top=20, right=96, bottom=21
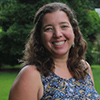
left=0, top=71, right=19, bottom=100
left=0, top=65, right=100, bottom=100
left=91, top=65, right=100, bottom=94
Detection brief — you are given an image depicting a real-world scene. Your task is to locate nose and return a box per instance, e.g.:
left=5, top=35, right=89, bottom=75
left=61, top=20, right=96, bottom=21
left=53, top=28, right=62, bottom=38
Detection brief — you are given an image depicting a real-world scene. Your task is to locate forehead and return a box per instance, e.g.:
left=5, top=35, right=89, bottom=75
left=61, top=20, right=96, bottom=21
left=42, top=10, right=69, bottom=24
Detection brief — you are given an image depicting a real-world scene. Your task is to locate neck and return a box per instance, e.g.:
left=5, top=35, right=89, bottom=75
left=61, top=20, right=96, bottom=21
left=53, top=56, right=73, bottom=79
left=52, top=54, right=73, bottom=79
left=52, top=55, right=68, bottom=69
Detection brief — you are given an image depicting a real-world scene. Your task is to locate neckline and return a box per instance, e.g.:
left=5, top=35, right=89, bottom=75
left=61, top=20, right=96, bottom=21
left=51, top=72, right=75, bottom=82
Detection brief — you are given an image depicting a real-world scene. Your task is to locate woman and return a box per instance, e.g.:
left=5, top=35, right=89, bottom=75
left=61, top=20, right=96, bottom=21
left=9, top=2, right=100, bottom=100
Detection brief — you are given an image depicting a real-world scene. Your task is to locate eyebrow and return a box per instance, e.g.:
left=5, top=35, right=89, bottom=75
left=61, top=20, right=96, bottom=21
left=59, top=22, right=69, bottom=25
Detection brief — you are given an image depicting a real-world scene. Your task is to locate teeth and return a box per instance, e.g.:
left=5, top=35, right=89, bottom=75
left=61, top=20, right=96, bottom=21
left=53, top=41, right=65, bottom=46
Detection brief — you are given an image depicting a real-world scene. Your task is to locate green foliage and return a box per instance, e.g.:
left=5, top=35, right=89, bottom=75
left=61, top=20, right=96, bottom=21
left=92, top=34, right=100, bottom=64
left=0, top=1, right=34, bottom=65
left=68, top=0, right=100, bottom=64
left=0, top=0, right=100, bottom=66
left=0, top=0, right=69, bottom=66
left=87, top=10, right=100, bottom=36
left=84, top=10, right=100, bottom=64
left=0, top=28, right=2, bottom=32
left=91, top=0, right=100, bottom=8
left=86, top=10, right=100, bottom=64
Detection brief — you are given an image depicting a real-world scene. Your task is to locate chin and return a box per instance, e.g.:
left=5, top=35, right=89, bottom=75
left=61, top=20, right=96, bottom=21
left=53, top=51, right=68, bottom=56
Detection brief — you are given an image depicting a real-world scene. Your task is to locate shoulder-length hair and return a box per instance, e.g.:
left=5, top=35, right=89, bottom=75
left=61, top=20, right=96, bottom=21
left=22, top=2, right=87, bottom=80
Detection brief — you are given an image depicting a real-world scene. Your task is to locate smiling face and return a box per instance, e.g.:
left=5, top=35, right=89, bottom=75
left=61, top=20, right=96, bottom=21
left=41, top=10, right=74, bottom=58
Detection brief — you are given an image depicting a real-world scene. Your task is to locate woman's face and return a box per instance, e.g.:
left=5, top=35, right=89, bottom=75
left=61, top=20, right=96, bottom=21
left=41, top=10, right=74, bottom=58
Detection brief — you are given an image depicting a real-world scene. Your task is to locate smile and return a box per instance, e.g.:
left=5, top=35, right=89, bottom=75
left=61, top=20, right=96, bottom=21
left=53, top=41, right=66, bottom=46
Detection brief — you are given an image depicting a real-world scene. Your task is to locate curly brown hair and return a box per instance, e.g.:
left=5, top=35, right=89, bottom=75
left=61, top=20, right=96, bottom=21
left=22, top=2, right=88, bottom=80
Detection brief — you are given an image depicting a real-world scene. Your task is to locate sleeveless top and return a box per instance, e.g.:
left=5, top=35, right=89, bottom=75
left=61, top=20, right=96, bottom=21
left=40, top=72, right=100, bottom=100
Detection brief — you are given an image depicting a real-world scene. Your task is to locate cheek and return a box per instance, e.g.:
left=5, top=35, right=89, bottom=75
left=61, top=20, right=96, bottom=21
left=65, top=30, right=75, bottom=40
left=41, top=33, right=52, bottom=45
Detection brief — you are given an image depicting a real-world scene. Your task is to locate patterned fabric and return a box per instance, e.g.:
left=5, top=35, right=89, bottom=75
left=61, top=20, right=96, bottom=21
left=40, top=72, right=100, bottom=100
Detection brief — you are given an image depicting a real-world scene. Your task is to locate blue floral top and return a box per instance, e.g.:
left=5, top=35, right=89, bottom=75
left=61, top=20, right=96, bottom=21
left=40, top=72, right=100, bottom=100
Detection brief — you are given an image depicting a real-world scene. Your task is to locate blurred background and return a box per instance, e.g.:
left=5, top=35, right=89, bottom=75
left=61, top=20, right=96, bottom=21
left=0, top=0, right=100, bottom=99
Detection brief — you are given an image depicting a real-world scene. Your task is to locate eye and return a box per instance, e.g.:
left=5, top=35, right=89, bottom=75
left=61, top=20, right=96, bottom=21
left=44, top=27, right=53, bottom=32
left=61, top=25, right=68, bottom=29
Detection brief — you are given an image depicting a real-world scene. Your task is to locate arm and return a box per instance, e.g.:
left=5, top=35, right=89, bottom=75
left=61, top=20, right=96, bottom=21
left=9, top=65, right=43, bottom=100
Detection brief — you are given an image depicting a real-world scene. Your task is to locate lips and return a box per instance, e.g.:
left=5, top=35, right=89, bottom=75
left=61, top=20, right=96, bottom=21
left=52, top=40, right=66, bottom=46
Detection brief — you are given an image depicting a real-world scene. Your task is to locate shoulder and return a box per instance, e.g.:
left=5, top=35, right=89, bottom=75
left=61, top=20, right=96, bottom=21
left=81, top=59, right=91, bottom=72
left=14, top=65, right=41, bottom=86
left=81, top=60, right=94, bottom=85
left=18, top=65, right=40, bottom=79
left=81, top=60, right=90, bottom=69
left=9, top=65, right=43, bottom=100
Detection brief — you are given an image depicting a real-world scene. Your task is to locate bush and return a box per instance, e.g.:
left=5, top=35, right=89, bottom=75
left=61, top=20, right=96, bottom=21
left=0, top=1, right=34, bottom=66
left=0, top=0, right=100, bottom=66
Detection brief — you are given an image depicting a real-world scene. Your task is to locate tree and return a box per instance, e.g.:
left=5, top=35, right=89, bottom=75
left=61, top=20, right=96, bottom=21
left=0, top=0, right=99, bottom=67
left=91, top=0, right=100, bottom=8
left=0, top=1, right=34, bottom=66
left=0, top=0, right=69, bottom=66
left=67, top=0, right=100, bottom=64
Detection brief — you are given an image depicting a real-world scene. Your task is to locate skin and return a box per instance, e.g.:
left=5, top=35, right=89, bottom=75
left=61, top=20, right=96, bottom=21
left=41, top=10, right=75, bottom=79
left=9, top=66, right=43, bottom=100
left=9, top=10, right=94, bottom=100
left=41, top=10, right=74, bottom=59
